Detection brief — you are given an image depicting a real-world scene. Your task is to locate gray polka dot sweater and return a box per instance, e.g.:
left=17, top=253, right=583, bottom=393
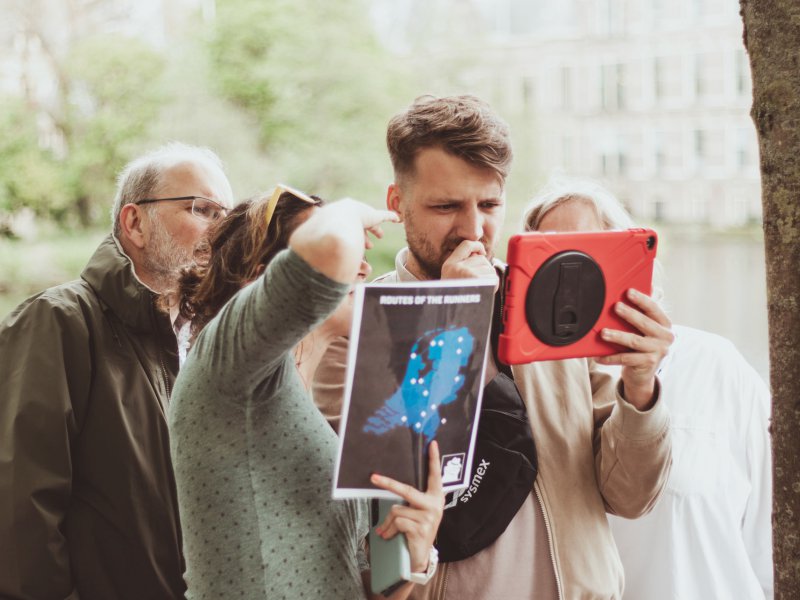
left=170, top=249, right=369, bottom=599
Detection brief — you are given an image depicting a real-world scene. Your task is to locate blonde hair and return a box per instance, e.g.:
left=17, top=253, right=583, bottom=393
left=175, top=190, right=322, bottom=336
left=523, top=175, right=666, bottom=306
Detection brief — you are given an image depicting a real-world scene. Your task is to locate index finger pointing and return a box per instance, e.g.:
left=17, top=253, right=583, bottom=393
left=427, top=440, right=443, bottom=495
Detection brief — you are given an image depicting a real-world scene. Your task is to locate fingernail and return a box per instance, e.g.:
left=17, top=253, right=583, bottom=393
left=629, top=289, right=640, bottom=299
left=616, top=302, right=626, bottom=313
left=601, top=329, right=611, bottom=339
left=370, top=473, right=382, bottom=484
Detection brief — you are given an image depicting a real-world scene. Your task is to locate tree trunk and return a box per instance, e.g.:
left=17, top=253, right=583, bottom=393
left=740, top=1, right=800, bottom=597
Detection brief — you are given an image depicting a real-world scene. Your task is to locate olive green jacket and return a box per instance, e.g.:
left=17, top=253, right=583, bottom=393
left=0, top=234, right=185, bottom=600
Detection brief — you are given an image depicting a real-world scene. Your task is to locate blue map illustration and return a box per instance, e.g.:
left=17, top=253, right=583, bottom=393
left=363, top=326, right=475, bottom=441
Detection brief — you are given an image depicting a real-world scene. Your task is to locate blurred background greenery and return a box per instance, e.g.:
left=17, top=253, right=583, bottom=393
left=0, top=0, right=768, bottom=378
left=0, top=0, right=417, bottom=309
left=0, top=0, right=544, bottom=312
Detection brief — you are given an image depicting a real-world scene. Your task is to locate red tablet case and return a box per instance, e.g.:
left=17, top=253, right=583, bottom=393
left=498, top=229, right=657, bottom=364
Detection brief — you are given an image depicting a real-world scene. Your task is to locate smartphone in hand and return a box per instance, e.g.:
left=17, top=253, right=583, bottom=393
left=369, top=499, right=412, bottom=596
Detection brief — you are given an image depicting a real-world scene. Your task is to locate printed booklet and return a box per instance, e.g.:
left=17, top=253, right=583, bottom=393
left=333, top=280, right=495, bottom=500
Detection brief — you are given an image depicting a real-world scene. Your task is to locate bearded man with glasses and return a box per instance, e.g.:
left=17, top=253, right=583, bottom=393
left=0, top=142, right=234, bottom=600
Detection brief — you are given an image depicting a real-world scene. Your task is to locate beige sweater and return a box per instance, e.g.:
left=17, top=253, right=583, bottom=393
left=314, top=249, right=672, bottom=599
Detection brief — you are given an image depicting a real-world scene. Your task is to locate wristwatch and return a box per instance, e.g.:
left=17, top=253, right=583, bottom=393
left=405, top=546, right=439, bottom=585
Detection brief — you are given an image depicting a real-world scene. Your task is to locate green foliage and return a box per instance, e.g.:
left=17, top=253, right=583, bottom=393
left=0, top=227, right=106, bottom=318
left=0, top=34, right=167, bottom=233
left=61, top=35, right=166, bottom=225
left=0, top=98, right=67, bottom=221
left=208, top=0, right=413, bottom=201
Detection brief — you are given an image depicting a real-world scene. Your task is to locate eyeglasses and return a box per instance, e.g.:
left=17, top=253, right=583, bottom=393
left=135, top=196, right=229, bottom=223
left=265, top=184, right=318, bottom=229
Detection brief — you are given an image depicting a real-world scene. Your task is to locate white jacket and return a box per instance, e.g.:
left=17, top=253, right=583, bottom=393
left=607, top=325, right=773, bottom=600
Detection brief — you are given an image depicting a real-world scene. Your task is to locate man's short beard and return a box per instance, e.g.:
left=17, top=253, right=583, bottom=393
left=406, top=229, right=493, bottom=281
left=140, top=214, right=194, bottom=294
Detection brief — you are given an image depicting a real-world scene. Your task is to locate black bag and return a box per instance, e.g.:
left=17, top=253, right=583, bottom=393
left=435, top=372, right=538, bottom=562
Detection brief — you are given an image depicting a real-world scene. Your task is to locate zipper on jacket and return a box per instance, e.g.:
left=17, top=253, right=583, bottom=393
left=432, top=560, right=449, bottom=600
left=152, top=302, right=174, bottom=403
left=159, top=353, right=172, bottom=399
left=534, top=480, right=564, bottom=600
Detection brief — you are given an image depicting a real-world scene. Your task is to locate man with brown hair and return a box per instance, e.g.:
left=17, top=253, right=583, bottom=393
left=383, top=95, right=510, bottom=286
left=319, top=94, right=673, bottom=598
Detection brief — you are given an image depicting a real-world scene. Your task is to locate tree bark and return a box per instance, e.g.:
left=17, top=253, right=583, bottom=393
left=741, top=1, right=800, bottom=597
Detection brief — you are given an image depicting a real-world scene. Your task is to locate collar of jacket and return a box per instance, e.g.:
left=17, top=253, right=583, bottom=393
left=81, top=234, right=167, bottom=333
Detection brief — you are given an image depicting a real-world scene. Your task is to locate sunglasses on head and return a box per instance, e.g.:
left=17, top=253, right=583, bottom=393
left=265, top=184, right=318, bottom=229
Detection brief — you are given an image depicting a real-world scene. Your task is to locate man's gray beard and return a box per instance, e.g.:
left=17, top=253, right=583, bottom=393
left=140, top=218, right=193, bottom=294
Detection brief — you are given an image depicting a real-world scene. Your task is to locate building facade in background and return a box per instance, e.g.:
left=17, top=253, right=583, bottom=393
left=3, top=0, right=760, bottom=227
left=376, top=0, right=759, bottom=227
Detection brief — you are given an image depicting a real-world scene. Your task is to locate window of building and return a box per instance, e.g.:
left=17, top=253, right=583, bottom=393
left=654, top=131, right=665, bottom=171
left=694, top=0, right=727, bottom=19
left=695, top=128, right=725, bottom=169
left=521, top=76, right=536, bottom=112
left=621, top=132, right=644, bottom=174
left=736, top=49, right=752, bottom=97
left=601, top=63, right=625, bottom=110
left=652, top=0, right=666, bottom=28
left=654, top=55, right=683, bottom=102
left=654, top=57, right=663, bottom=99
left=695, top=52, right=725, bottom=99
left=624, top=61, right=643, bottom=107
left=653, top=196, right=666, bottom=222
left=560, top=66, right=572, bottom=110
left=654, top=130, right=683, bottom=172
left=602, top=0, right=626, bottom=35
left=736, top=126, right=758, bottom=170
left=562, top=134, right=574, bottom=171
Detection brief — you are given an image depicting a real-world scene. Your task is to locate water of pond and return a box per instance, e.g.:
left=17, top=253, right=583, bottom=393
left=656, top=230, right=769, bottom=384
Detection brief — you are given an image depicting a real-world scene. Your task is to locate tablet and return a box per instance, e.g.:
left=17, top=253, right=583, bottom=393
left=497, top=228, right=657, bottom=364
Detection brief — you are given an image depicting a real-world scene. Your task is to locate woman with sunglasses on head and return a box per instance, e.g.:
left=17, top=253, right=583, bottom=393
left=168, top=186, right=445, bottom=600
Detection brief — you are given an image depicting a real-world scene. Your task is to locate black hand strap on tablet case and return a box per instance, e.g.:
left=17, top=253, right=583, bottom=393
left=435, top=371, right=538, bottom=562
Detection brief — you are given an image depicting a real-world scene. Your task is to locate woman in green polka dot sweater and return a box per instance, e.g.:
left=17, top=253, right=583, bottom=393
left=169, top=187, right=444, bottom=599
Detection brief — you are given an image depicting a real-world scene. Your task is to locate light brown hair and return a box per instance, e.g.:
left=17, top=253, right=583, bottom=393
left=176, top=190, right=323, bottom=336
left=386, top=94, right=513, bottom=185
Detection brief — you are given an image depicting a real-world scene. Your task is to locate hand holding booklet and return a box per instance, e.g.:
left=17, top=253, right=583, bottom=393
left=333, top=280, right=495, bottom=500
